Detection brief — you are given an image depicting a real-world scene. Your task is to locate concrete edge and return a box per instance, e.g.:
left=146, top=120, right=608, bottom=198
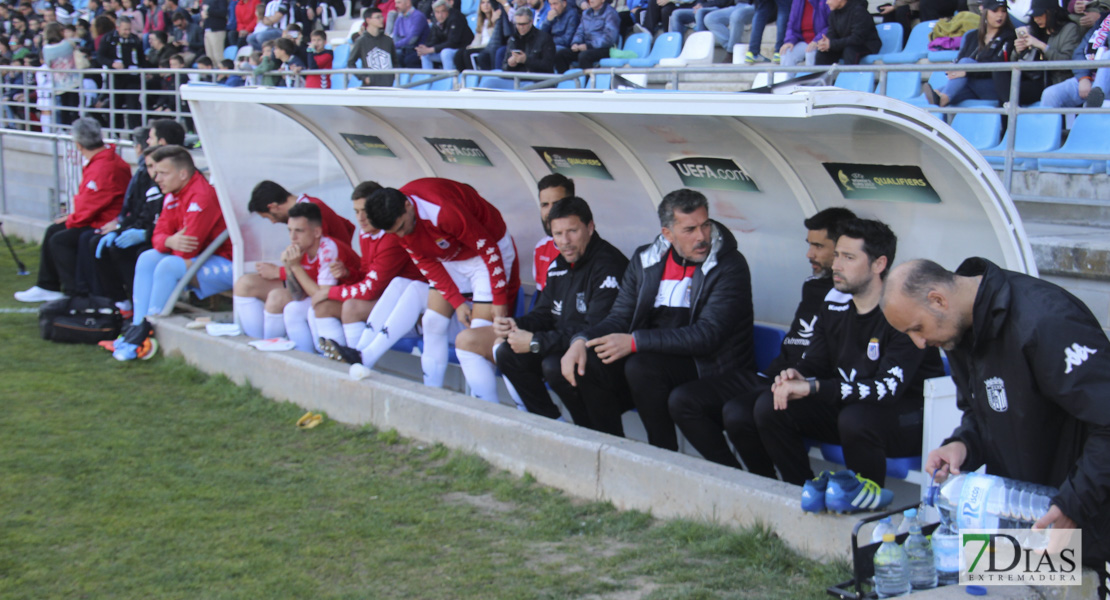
left=152, top=315, right=862, bottom=561
left=0, top=214, right=49, bottom=245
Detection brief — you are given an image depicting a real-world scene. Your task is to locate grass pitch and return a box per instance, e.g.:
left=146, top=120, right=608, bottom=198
left=0, top=236, right=849, bottom=599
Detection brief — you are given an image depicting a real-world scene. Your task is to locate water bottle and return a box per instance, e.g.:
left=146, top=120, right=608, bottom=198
left=896, top=508, right=918, bottom=536
left=904, top=518, right=938, bottom=590
left=871, top=516, right=895, bottom=544
left=924, top=472, right=1058, bottom=530
left=873, top=533, right=911, bottom=598
left=932, top=521, right=960, bottom=586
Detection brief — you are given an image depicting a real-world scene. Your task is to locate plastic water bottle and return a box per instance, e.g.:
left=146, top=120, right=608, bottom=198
left=871, top=516, right=895, bottom=544
left=873, top=533, right=911, bottom=598
left=896, top=508, right=919, bottom=536
left=904, top=518, right=938, bottom=590
left=932, top=522, right=960, bottom=586
left=924, top=472, right=1058, bottom=530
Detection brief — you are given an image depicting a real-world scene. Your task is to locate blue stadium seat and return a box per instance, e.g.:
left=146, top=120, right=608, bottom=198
left=467, top=12, right=478, bottom=33
left=1038, top=113, right=1110, bottom=174
left=223, top=45, right=239, bottom=61
left=926, top=49, right=959, bottom=62
left=477, top=73, right=517, bottom=89
left=556, top=69, right=587, bottom=88
left=878, top=20, right=936, bottom=64
left=590, top=73, right=612, bottom=89
left=597, top=32, right=652, bottom=68
left=753, top=324, right=786, bottom=374
left=985, top=113, right=1062, bottom=171
left=817, top=443, right=922, bottom=480
left=860, top=23, right=904, bottom=64
left=955, top=98, right=997, bottom=108
left=834, top=71, right=875, bottom=93
left=626, top=32, right=683, bottom=67
left=950, top=112, right=1001, bottom=150
left=461, top=0, right=478, bottom=14
left=882, top=70, right=921, bottom=101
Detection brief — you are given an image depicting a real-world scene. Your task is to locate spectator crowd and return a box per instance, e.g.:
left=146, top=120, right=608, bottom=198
left=1, top=0, right=1108, bottom=128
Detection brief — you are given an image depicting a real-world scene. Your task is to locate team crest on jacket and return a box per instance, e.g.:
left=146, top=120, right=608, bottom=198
left=435, top=238, right=450, bottom=250
left=984, top=377, right=1008, bottom=412
left=576, top=292, right=586, bottom=313
left=866, top=337, right=880, bottom=361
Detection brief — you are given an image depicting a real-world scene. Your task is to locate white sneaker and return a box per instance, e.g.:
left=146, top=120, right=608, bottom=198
left=13, top=286, right=65, bottom=303
left=115, top=300, right=133, bottom=312
left=349, top=363, right=372, bottom=380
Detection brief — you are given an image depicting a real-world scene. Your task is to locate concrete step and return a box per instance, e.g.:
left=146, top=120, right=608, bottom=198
left=1023, top=222, right=1110, bottom=329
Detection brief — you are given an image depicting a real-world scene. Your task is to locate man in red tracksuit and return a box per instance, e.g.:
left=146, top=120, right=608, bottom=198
left=233, top=179, right=357, bottom=339
left=367, top=178, right=520, bottom=404
left=15, top=118, right=131, bottom=302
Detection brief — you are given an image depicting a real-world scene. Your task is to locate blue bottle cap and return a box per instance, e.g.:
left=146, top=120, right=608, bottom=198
left=966, top=585, right=988, bottom=595
left=904, top=508, right=918, bottom=518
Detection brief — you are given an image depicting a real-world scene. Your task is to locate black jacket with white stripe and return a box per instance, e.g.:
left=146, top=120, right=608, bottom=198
left=515, top=232, right=628, bottom=356
left=944, top=257, right=1110, bottom=562
left=577, top=221, right=756, bottom=379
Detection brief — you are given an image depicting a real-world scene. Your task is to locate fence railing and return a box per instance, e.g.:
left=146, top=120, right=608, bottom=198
left=2, top=59, right=1109, bottom=219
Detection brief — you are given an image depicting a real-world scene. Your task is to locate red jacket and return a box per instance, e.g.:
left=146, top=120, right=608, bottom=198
left=328, top=229, right=426, bottom=302
left=396, top=178, right=518, bottom=309
left=152, top=170, right=233, bottom=260
left=66, top=145, right=131, bottom=230
left=295, top=235, right=363, bottom=288
left=235, top=0, right=260, bottom=32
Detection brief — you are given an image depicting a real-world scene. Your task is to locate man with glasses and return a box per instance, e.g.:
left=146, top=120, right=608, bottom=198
left=504, top=5, right=556, bottom=72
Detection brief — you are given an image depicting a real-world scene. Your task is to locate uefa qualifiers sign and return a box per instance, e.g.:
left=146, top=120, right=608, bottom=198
left=960, top=529, right=1082, bottom=586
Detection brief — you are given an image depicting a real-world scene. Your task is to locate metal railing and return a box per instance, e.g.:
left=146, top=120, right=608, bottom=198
left=2, top=59, right=1109, bottom=215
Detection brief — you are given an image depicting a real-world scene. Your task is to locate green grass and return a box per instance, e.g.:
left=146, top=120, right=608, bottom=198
left=0, top=235, right=850, bottom=599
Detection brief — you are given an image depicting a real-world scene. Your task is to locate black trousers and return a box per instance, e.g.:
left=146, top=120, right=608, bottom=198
left=644, top=0, right=680, bottom=32
left=37, top=223, right=94, bottom=295
left=919, top=0, right=957, bottom=21
left=555, top=47, right=611, bottom=72
left=495, top=343, right=593, bottom=429
left=881, top=5, right=916, bottom=45
left=993, top=70, right=1045, bottom=107
left=816, top=44, right=872, bottom=65
left=90, top=233, right=151, bottom=302
left=623, top=352, right=701, bottom=451
left=574, top=348, right=634, bottom=437
left=750, top=386, right=922, bottom=487
left=671, top=371, right=777, bottom=476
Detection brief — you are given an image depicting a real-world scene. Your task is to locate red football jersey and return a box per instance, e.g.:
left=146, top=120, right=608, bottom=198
left=532, top=236, right=559, bottom=291
left=327, top=229, right=426, bottom=302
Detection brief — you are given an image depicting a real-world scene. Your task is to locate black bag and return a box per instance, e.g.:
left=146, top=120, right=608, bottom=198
left=39, top=295, right=123, bottom=344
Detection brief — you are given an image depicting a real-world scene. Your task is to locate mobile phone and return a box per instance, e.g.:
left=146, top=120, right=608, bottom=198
left=511, top=49, right=524, bottom=54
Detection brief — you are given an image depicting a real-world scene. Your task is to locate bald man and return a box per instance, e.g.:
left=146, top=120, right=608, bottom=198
left=881, top=257, right=1110, bottom=570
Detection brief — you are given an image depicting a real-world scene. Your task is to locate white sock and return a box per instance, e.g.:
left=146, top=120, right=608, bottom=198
left=234, top=296, right=265, bottom=338
left=283, top=300, right=315, bottom=353
left=421, top=310, right=451, bottom=387
left=343, top=322, right=366, bottom=348
left=361, top=291, right=425, bottom=367
left=316, top=316, right=345, bottom=348
left=457, top=348, right=500, bottom=404
left=308, top=312, right=321, bottom=352
left=263, top=311, right=286, bottom=339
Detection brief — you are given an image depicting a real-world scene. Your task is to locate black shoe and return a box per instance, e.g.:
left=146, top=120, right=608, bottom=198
left=319, top=337, right=361, bottom=365
left=922, top=83, right=938, bottom=105
left=1085, top=87, right=1105, bottom=108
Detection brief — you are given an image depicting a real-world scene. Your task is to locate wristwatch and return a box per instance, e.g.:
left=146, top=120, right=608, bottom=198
left=529, top=338, right=540, bottom=353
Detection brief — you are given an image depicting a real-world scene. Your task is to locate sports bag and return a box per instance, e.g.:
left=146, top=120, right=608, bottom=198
left=39, top=295, right=123, bottom=344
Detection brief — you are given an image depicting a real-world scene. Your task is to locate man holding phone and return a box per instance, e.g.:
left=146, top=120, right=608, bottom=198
left=504, top=6, right=557, bottom=72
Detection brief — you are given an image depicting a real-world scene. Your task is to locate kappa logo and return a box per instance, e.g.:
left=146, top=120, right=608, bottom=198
left=838, top=368, right=857, bottom=400
left=552, top=300, right=563, bottom=315
left=369, top=270, right=378, bottom=280
left=547, top=269, right=567, bottom=278
left=599, top=276, right=619, bottom=290
left=341, top=287, right=349, bottom=299
left=984, top=376, right=1008, bottom=412
left=486, top=247, right=496, bottom=255
left=797, top=315, right=817, bottom=339
left=858, top=383, right=871, bottom=399
left=488, top=254, right=500, bottom=264
left=887, top=366, right=904, bottom=382
left=1063, top=343, right=1097, bottom=374
left=187, top=202, right=202, bottom=213
left=876, top=380, right=888, bottom=400
left=476, top=239, right=486, bottom=249
left=494, top=279, right=506, bottom=288
left=491, top=266, right=504, bottom=276
left=828, top=303, right=850, bottom=311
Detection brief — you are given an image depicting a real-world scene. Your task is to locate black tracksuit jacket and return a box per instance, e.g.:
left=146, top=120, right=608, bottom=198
left=944, top=257, right=1110, bottom=562
left=515, top=232, right=628, bottom=356
left=576, top=220, right=755, bottom=378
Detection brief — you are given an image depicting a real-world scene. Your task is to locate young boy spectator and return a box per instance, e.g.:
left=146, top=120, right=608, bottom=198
left=348, top=7, right=394, bottom=86
left=251, top=38, right=280, bottom=84
left=273, top=35, right=302, bottom=86
left=304, top=28, right=331, bottom=88
left=218, top=57, right=245, bottom=85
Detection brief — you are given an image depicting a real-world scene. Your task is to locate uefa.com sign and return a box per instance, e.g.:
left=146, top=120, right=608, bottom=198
left=960, top=529, right=1082, bottom=585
